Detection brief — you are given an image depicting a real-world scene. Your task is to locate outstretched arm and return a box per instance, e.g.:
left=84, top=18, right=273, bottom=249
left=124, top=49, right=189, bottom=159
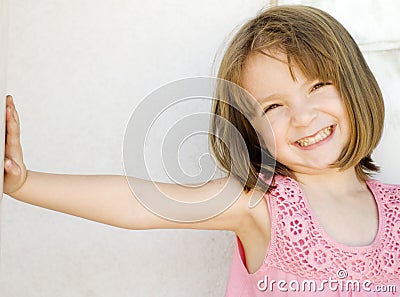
left=4, top=96, right=259, bottom=232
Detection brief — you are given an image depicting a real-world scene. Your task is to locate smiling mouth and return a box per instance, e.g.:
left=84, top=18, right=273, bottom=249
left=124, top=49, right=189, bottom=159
left=296, top=125, right=334, bottom=147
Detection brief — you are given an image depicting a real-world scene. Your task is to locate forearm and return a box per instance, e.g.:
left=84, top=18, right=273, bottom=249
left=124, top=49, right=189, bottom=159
left=5, top=169, right=249, bottom=232
left=8, top=170, right=138, bottom=229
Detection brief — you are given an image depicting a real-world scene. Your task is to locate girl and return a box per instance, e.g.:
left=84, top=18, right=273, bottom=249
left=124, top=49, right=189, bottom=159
left=4, top=5, right=400, bottom=296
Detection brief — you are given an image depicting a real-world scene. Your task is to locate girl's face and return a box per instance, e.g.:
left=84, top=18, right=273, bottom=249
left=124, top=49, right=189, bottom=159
left=243, top=51, right=351, bottom=176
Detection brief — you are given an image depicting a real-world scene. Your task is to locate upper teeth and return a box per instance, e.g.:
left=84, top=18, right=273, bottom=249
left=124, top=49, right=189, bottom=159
left=296, top=126, right=333, bottom=147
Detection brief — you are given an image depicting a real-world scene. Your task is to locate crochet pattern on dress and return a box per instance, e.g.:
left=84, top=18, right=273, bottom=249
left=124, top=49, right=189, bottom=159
left=263, top=175, right=400, bottom=285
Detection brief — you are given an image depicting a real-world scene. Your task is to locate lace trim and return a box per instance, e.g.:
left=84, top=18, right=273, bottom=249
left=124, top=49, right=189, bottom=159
left=264, top=175, right=400, bottom=284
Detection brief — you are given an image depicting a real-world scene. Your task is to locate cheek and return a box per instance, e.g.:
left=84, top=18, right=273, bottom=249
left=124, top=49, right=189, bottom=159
left=342, top=117, right=352, bottom=145
left=333, top=101, right=352, bottom=141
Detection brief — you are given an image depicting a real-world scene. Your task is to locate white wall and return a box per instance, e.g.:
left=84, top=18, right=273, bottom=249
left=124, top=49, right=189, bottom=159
left=0, top=1, right=269, bottom=297
left=0, top=1, right=399, bottom=297
left=0, top=0, right=9, bottom=231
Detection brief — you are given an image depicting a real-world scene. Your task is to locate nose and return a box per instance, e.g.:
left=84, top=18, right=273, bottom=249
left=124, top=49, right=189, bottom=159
left=289, top=101, right=317, bottom=127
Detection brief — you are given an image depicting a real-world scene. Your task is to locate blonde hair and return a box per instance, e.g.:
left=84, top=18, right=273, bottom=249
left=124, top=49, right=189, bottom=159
left=210, top=5, right=384, bottom=193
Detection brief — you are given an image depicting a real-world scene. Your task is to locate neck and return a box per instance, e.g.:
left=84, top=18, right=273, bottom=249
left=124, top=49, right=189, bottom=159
left=292, top=167, right=367, bottom=195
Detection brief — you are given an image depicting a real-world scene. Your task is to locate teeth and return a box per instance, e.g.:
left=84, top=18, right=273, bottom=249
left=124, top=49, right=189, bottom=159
left=296, top=126, right=333, bottom=147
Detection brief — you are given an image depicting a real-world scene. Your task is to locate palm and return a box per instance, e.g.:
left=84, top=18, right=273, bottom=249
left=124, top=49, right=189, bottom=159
left=3, top=95, right=27, bottom=195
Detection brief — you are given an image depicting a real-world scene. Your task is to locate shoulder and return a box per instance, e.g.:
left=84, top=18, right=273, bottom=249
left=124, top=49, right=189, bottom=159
left=186, top=175, right=271, bottom=232
left=367, top=179, right=400, bottom=203
left=367, top=179, right=400, bottom=192
left=202, top=175, right=274, bottom=234
left=234, top=175, right=278, bottom=238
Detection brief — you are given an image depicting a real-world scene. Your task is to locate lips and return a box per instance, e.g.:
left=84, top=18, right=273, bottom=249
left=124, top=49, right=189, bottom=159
left=295, top=125, right=335, bottom=147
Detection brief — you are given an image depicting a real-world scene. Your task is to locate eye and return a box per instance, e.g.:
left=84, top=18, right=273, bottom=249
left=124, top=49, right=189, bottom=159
left=264, top=103, right=281, bottom=113
left=311, top=82, right=331, bottom=92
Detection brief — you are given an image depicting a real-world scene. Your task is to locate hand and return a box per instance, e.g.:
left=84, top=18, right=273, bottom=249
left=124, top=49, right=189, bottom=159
left=3, top=95, right=27, bottom=195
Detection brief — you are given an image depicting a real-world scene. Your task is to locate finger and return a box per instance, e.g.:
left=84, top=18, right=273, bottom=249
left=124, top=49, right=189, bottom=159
left=13, top=108, right=20, bottom=124
left=6, top=96, right=21, bottom=127
left=6, top=95, right=15, bottom=109
left=7, top=95, right=19, bottom=130
left=6, top=106, right=21, bottom=146
left=5, top=96, right=19, bottom=124
left=3, top=158, right=23, bottom=193
left=5, top=110, right=23, bottom=166
left=4, top=158, right=22, bottom=187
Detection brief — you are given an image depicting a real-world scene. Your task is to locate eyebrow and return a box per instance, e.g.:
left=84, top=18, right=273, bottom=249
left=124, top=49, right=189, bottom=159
left=258, top=93, right=287, bottom=104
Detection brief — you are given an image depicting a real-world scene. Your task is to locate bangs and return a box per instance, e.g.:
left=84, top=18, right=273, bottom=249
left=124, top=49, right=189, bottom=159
left=214, top=76, right=262, bottom=120
left=251, top=31, right=339, bottom=87
left=243, top=5, right=343, bottom=87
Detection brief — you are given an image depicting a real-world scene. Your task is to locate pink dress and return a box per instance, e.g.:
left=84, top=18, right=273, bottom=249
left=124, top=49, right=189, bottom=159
left=225, top=175, right=400, bottom=296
